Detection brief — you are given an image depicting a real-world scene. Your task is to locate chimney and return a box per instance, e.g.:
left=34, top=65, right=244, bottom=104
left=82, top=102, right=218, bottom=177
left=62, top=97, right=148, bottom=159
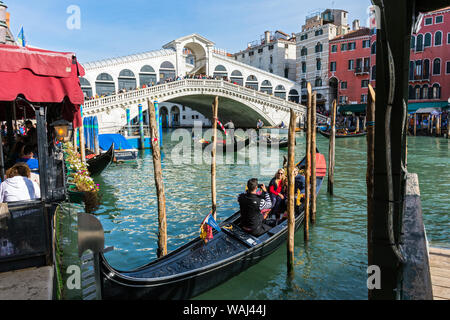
left=0, top=1, right=7, bottom=44
left=264, top=31, right=271, bottom=44
left=352, top=19, right=360, bottom=31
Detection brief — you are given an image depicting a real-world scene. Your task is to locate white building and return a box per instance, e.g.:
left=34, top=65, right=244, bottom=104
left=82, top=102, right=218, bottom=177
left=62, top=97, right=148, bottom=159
left=295, top=9, right=351, bottom=111
left=233, top=31, right=297, bottom=82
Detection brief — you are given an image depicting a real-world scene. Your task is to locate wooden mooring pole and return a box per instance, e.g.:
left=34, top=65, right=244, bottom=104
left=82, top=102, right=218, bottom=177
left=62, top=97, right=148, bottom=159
left=413, top=113, right=417, bottom=136
left=147, top=99, right=167, bottom=258
left=366, top=84, right=376, bottom=293
left=211, top=96, right=219, bottom=220
left=311, top=92, right=317, bottom=224
left=287, top=109, right=297, bottom=275
left=304, top=83, right=312, bottom=241
left=327, top=99, right=337, bottom=195
left=79, top=106, right=86, bottom=164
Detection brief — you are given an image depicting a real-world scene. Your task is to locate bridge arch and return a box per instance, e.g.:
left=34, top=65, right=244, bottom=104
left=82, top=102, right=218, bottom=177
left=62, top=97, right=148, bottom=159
left=118, top=69, right=137, bottom=91
left=96, top=73, right=115, bottom=96
left=213, top=65, right=228, bottom=79
left=80, top=77, right=93, bottom=98
left=288, top=89, right=299, bottom=103
left=139, top=65, right=157, bottom=86
left=230, top=70, right=244, bottom=85
left=274, top=85, right=286, bottom=99
left=160, top=61, right=176, bottom=82
left=245, top=75, right=258, bottom=90
left=260, top=80, right=273, bottom=94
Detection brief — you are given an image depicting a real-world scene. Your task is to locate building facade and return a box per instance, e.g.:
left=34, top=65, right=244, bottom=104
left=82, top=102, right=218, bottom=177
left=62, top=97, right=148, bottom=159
left=295, top=9, right=352, bottom=111
left=0, top=1, right=16, bottom=45
left=328, top=27, right=372, bottom=106
left=408, top=7, right=450, bottom=104
left=233, top=31, right=297, bottom=82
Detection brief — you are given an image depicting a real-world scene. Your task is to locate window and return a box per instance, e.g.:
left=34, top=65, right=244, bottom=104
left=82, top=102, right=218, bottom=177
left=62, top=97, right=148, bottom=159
left=284, top=68, right=289, bottom=78
left=315, top=29, right=323, bottom=36
left=315, top=42, right=323, bottom=53
left=435, top=31, right=442, bottom=46
left=371, top=42, right=376, bottom=54
left=315, top=78, right=322, bottom=87
left=300, top=33, right=308, bottom=41
left=361, top=94, right=368, bottom=103
left=432, top=84, right=441, bottom=99
left=424, top=59, right=430, bottom=79
left=348, top=42, right=356, bottom=50
left=446, top=61, right=450, bottom=74
left=302, top=62, right=306, bottom=73
left=182, top=115, right=186, bottom=120
left=330, top=61, right=336, bottom=72
left=331, top=45, right=337, bottom=53
left=258, top=48, right=263, bottom=53
left=416, top=34, right=423, bottom=51
left=301, top=47, right=307, bottom=56
left=435, top=15, right=443, bottom=24
left=448, top=32, right=450, bottom=44
left=371, top=65, right=376, bottom=81
left=415, top=86, right=421, bottom=99
left=425, top=17, right=433, bottom=25
left=242, top=54, right=245, bottom=58
left=348, top=59, right=354, bottom=70
left=422, top=85, right=429, bottom=99
left=269, top=55, right=273, bottom=64
left=316, top=59, right=321, bottom=70
left=410, top=36, right=415, bottom=49
left=362, top=40, right=370, bottom=48
left=341, top=81, right=347, bottom=89
left=415, top=60, right=423, bottom=77
left=249, top=51, right=254, bottom=56
left=424, top=33, right=432, bottom=47
left=433, top=58, right=441, bottom=75
left=341, top=43, right=348, bottom=51
left=361, top=80, right=369, bottom=88
left=268, top=45, right=274, bottom=50
left=409, top=61, right=415, bottom=80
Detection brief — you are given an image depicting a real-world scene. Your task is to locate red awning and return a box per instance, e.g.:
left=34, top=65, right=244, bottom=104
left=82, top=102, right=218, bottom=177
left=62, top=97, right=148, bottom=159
left=0, top=44, right=85, bottom=127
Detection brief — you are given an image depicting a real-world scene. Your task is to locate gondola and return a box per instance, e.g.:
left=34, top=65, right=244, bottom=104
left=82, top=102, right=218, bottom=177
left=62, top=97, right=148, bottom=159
left=99, top=153, right=324, bottom=300
left=318, top=129, right=367, bottom=139
left=255, top=135, right=291, bottom=148
left=199, top=137, right=251, bottom=153
left=86, top=143, right=115, bottom=176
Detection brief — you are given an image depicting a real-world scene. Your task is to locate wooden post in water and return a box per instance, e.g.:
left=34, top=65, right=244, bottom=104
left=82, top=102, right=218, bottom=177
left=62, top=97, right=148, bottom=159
left=327, top=100, right=337, bottom=195
left=73, top=127, right=78, bottom=152
left=304, top=83, right=312, bottom=241
left=310, top=92, right=317, bottom=224
left=356, top=115, right=360, bottom=133
left=211, top=96, right=219, bottom=220
left=413, top=113, right=417, bottom=136
left=287, top=109, right=297, bottom=275
left=79, top=106, right=86, bottom=164
left=366, top=84, right=376, bottom=290
left=437, top=114, right=441, bottom=136
left=147, top=99, right=167, bottom=258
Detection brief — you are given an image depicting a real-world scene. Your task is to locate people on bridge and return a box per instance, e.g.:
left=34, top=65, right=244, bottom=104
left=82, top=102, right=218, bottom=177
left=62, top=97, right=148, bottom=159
left=238, top=178, right=272, bottom=236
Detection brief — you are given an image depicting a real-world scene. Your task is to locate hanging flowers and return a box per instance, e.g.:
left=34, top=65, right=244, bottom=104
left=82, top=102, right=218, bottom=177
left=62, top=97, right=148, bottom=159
left=63, top=142, right=101, bottom=213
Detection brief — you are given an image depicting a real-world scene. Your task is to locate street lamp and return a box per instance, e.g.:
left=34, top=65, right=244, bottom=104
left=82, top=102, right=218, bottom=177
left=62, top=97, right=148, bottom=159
left=51, top=120, right=72, bottom=142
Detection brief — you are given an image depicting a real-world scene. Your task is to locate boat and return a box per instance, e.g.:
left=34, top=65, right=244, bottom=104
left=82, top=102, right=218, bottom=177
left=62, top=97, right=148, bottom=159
left=255, top=135, right=291, bottom=149
left=98, top=134, right=138, bottom=162
left=86, top=143, right=115, bottom=176
left=318, top=129, right=367, bottom=139
left=98, top=153, right=324, bottom=300
left=199, top=137, right=251, bottom=153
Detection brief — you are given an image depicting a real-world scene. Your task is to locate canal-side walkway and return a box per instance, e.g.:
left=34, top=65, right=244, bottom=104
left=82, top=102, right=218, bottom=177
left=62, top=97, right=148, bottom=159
left=429, top=247, right=450, bottom=300
left=0, top=266, right=53, bottom=300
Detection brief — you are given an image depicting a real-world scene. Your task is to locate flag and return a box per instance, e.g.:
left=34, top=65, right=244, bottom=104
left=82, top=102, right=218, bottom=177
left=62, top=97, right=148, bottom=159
left=199, top=211, right=221, bottom=244
left=17, top=27, right=26, bottom=47
left=217, top=119, right=227, bottom=135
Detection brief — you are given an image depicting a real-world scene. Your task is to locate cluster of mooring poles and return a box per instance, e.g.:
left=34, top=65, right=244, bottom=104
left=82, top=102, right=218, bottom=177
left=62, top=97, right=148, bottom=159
left=72, top=107, right=101, bottom=162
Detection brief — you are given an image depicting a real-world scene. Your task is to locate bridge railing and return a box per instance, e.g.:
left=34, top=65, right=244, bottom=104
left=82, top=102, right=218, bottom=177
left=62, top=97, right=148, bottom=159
left=83, top=79, right=329, bottom=123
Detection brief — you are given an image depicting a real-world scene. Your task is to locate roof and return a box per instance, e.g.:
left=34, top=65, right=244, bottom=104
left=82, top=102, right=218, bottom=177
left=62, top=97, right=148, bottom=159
left=339, top=101, right=449, bottom=114
left=331, top=28, right=371, bottom=42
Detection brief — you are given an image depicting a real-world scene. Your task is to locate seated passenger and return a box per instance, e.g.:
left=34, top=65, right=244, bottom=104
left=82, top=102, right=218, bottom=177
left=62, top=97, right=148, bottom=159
left=0, top=163, right=41, bottom=203
left=16, top=145, right=39, bottom=170
left=238, top=178, right=272, bottom=236
left=268, top=169, right=286, bottom=217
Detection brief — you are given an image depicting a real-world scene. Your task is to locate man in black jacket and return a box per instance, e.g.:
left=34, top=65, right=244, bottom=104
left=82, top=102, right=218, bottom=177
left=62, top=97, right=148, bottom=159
left=238, top=178, right=272, bottom=236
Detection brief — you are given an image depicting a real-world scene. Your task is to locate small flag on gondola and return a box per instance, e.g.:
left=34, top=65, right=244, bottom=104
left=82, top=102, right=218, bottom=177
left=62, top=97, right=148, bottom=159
left=217, top=119, right=227, bottom=135
left=200, top=211, right=221, bottom=244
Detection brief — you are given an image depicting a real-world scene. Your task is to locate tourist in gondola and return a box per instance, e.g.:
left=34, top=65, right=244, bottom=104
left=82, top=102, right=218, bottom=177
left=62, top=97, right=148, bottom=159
left=16, top=145, right=38, bottom=171
left=238, top=178, right=272, bottom=236
left=0, top=163, right=41, bottom=203
left=268, top=169, right=286, bottom=218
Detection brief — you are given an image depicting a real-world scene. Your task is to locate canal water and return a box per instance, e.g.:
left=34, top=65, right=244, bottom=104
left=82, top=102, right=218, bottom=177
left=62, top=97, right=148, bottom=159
left=92, top=129, right=449, bottom=300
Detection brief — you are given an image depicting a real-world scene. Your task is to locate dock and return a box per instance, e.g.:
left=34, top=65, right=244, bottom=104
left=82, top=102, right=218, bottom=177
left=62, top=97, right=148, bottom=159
left=429, top=247, right=450, bottom=300
left=0, top=266, right=53, bottom=300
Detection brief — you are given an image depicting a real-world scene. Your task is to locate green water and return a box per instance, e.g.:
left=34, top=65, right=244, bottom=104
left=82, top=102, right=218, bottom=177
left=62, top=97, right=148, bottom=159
left=92, top=130, right=449, bottom=300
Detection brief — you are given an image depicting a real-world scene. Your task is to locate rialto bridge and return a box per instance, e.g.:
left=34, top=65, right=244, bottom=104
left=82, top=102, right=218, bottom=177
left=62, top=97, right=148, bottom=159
left=81, top=34, right=328, bottom=129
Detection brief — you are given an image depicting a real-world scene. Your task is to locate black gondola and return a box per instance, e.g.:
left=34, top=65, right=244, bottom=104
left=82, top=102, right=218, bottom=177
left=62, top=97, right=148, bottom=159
left=86, top=143, right=115, bottom=176
left=199, top=137, right=251, bottom=153
left=99, top=154, right=324, bottom=300
left=255, top=136, right=293, bottom=148
left=318, top=129, right=367, bottom=139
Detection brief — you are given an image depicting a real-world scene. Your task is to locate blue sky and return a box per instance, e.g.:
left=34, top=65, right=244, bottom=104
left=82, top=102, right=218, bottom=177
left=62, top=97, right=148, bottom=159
left=7, top=0, right=372, bottom=63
